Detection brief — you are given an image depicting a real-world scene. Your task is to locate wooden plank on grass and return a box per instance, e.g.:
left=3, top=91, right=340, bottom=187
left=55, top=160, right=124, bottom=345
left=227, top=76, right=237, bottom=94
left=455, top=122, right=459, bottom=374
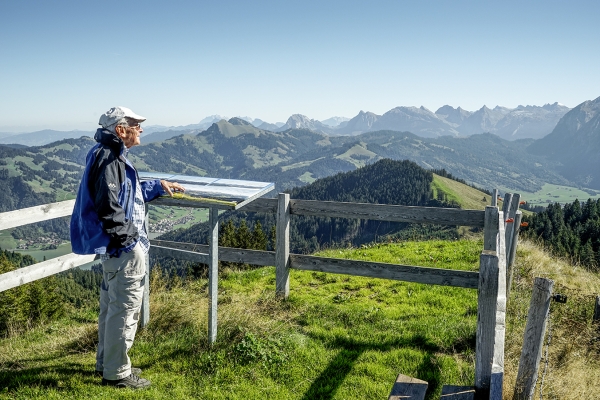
left=388, top=373, right=428, bottom=400
left=0, top=199, right=75, bottom=231
left=290, top=254, right=479, bottom=289
left=289, top=200, right=486, bottom=227
left=440, top=385, right=475, bottom=399
left=0, top=252, right=96, bottom=293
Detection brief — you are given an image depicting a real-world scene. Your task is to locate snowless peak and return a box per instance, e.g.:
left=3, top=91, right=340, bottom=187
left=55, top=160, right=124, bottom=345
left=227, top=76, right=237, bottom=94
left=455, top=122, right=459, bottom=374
left=320, top=116, right=350, bottom=127
left=228, top=117, right=252, bottom=126
left=199, top=115, right=227, bottom=124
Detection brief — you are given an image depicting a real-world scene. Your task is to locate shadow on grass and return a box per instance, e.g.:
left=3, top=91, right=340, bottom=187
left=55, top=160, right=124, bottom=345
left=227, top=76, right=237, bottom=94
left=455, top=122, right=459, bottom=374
left=301, top=331, right=474, bottom=400
left=0, top=361, right=98, bottom=391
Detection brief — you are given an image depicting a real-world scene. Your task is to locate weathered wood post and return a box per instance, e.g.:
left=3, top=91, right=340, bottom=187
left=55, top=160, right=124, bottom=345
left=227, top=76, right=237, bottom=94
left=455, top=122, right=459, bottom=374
left=491, top=189, right=499, bottom=207
left=208, top=207, right=219, bottom=344
left=506, top=210, right=523, bottom=295
left=593, top=296, right=600, bottom=338
left=504, top=194, right=520, bottom=261
left=140, top=204, right=150, bottom=328
left=475, top=250, right=500, bottom=398
left=276, top=193, right=290, bottom=298
left=484, top=206, right=499, bottom=252
left=476, top=208, right=506, bottom=399
left=594, top=296, right=600, bottom=324
left=513, top=277, right=554, bottom=400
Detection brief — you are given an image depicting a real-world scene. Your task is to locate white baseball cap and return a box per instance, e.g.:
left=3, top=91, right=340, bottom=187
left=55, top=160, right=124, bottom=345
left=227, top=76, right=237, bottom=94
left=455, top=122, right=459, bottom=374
left=99, top=106, right=146, bottom=129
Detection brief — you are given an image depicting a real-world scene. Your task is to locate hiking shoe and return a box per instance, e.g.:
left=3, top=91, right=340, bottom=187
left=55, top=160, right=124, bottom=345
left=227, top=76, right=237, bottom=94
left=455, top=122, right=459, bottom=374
left=95, top=367, right=142, bottom=377
left=102, top=373, right=151, bottom=389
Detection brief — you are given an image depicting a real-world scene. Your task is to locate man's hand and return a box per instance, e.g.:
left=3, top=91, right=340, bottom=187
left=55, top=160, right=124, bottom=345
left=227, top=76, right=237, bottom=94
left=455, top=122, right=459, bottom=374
left=160, top=180, right=185, bottom=196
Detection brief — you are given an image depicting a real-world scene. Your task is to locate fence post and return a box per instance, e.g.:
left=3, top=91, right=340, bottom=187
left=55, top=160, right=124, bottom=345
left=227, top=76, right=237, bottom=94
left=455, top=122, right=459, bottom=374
left=506, top=210, right=523, bottom=295
left=513, top=277, right=554, bottom=400
left=475, top=250, right=500, bottom=398
left=504, top=194, right=520, bottom=262
left=491, top=189, right=498, bottom=207
left=140, top=204, right=150, bottom=328
left=276, top=193, right=290, bottom=298
left=208, top=207, right=219, bottom=345
left=594, top=296, right=600, bottom=323
left=593, top=296, right=600, bottom=338
left=484, top=206, right=499, bottom=252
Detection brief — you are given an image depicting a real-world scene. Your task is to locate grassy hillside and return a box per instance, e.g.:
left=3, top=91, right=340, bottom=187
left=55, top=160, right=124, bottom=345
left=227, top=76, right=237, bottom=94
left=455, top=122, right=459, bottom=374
left=1, top=238, right=598, bottom=399
left=432, top=174, right=493, bottom=210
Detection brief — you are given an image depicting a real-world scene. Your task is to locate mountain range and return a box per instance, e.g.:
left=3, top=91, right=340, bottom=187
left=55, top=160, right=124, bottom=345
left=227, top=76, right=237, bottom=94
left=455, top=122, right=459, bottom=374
left=1, top=103, right=570, bottom=146
left=294, top=103, right=570, bottom=140
left=2, top=95, right=599, bottom=215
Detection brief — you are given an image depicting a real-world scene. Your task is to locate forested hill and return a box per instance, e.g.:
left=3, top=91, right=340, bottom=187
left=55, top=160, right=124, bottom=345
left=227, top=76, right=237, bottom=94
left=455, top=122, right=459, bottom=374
left=158, top=159, right=458, bottom=260
left=287, top=158, right=434, bottom=205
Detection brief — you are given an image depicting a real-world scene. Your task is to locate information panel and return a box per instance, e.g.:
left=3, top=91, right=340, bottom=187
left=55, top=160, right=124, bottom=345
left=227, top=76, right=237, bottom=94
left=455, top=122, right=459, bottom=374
left=138, top=172, right=275, bottom=210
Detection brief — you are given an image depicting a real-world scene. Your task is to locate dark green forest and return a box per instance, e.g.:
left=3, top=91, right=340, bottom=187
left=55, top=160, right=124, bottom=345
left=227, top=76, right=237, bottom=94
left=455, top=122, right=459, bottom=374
left=0, top=248, right=102, bottom=337
left=522, top=198, right=600, bottom=269
left=155, top=159, right=460, bottom=274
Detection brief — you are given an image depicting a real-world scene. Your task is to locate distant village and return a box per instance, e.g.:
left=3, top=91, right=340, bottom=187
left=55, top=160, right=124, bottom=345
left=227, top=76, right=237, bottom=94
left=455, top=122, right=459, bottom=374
left=16, top=235, right=62, bottom=250
left=149, top=210, right=196, bottom=234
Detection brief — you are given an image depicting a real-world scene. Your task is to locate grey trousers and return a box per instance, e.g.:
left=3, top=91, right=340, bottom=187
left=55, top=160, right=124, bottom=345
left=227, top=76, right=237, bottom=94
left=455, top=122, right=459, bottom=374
left=95, top=242, right=146, bottom=380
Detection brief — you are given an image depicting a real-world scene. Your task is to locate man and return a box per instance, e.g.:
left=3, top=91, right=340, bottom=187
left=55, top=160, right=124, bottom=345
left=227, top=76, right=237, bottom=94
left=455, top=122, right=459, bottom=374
left=70, top=106, right=184, bottom=389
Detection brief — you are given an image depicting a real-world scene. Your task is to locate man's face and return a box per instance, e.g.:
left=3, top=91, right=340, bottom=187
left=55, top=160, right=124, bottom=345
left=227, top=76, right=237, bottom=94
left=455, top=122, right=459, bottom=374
left=116, top=120, right=143, bottom=148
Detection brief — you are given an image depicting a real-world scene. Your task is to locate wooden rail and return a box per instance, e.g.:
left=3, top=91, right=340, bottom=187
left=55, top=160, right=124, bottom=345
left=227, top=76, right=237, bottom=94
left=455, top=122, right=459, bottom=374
left=0, top=199, right=75, bottom=230
left=150, top=240, right=479, bottom=289
left=154, top=197, right=487, bottom=227
left=0, top=191, right=522, bottom=399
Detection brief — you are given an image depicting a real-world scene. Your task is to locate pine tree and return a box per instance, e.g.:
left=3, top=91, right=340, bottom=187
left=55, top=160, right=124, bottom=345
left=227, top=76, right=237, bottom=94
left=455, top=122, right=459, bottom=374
left=269, top=225, right=277, bottom=251
left=237, top=220, right=251, bottom=249
left=251, top=221, right=268, bottom=251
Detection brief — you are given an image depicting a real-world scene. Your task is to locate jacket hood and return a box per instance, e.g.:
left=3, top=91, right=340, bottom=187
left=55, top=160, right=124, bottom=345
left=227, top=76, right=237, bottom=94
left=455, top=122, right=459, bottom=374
left=94, top=128, right=125, bottom=152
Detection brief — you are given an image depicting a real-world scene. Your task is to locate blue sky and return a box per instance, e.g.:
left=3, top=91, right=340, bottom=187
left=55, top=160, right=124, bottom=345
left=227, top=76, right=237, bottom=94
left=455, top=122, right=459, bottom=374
left=1, top=0, right=599, bottom=132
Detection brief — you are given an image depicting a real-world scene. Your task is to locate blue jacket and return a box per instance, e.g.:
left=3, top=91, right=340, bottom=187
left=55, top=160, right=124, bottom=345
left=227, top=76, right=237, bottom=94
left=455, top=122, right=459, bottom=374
left=70, top=128, right=165, bottom=257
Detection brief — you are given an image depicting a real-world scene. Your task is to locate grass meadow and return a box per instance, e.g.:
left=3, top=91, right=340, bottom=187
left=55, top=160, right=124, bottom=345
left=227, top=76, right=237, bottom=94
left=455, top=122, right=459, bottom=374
left=516, top=183, right=600, bottom=206
left=1, top=239, right=599, bottom=399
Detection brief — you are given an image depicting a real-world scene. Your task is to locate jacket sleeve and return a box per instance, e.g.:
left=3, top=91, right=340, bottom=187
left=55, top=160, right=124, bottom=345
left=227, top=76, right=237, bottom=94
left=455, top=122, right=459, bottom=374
left=90, top=156, right=139, bottom=253
left=140, top=179, right=166, bottom=202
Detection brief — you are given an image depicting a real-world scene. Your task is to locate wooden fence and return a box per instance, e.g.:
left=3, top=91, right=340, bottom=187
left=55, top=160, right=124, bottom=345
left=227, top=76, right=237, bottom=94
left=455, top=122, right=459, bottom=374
left=0, top=192, right=523, bottom=398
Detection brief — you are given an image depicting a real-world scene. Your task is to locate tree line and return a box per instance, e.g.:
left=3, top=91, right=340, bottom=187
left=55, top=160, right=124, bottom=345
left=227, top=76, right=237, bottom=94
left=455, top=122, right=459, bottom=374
left=0, top=247, right=103, bottom=337
left=522, top=198, right=600, bottom=269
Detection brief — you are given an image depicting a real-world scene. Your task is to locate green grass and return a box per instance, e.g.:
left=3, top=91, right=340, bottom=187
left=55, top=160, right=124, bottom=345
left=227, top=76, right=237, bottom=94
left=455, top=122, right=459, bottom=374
left=517, top=183, right=600, bottom=206
left=0, top=229, right=17, bottom=250
left=0, top=240, right=481, bottom=399
left=432, top=174, right=499, bottom=211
